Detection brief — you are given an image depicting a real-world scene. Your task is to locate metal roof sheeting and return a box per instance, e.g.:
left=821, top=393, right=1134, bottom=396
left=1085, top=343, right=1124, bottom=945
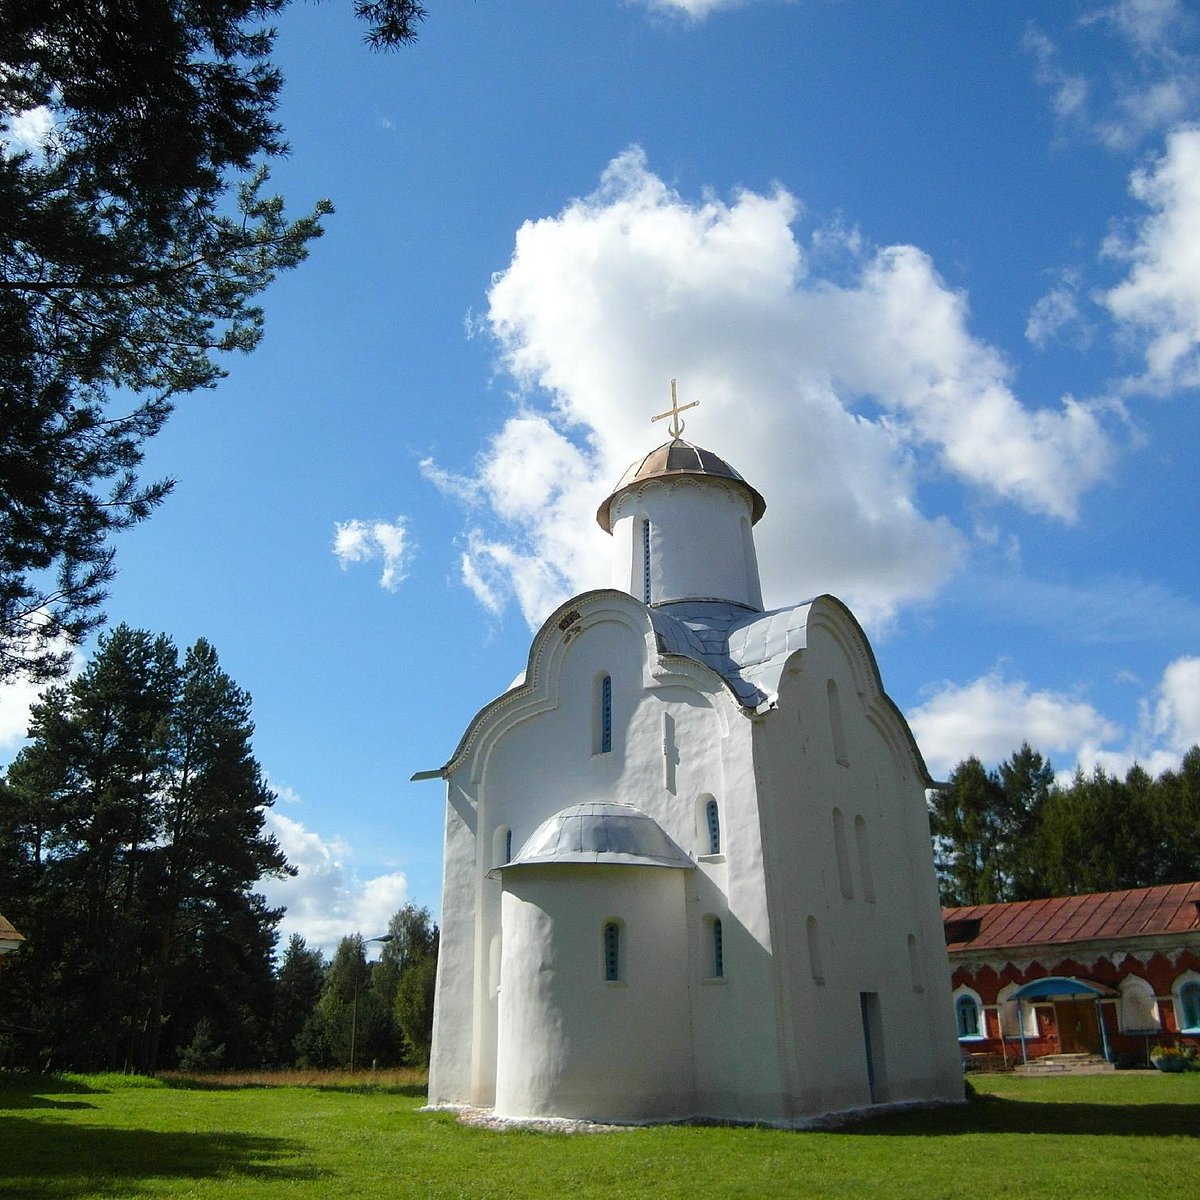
left=649, top=599, right=813, bottom=709
left=596, top=437, right=767, bottom=531
left=505, top=802, right=694, bottom=870
left=943, top=882, right=1200, bottom=952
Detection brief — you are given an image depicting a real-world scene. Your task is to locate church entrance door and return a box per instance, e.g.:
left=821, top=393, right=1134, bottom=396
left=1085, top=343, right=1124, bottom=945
left=1057, top=1000, right=1101, bottom=1054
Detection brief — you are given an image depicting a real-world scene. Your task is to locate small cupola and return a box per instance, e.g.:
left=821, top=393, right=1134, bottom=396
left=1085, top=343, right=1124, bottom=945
left=597, top=383, right=766, bottom=611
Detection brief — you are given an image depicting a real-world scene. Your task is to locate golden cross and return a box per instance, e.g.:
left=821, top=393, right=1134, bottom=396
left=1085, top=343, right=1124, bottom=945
left=651, top=379, right=699, bottom=439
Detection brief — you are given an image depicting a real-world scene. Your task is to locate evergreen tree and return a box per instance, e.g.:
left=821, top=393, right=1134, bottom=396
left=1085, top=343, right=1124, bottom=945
left=997, top=743, right=1055, bottom=900
left=0, top=627, right=288, bottom=1071
left=0, top=1, right=426, bottom=683
left=929, top=756, right=1007, bottom=906
left=268, top=934, right=326, bottom=1067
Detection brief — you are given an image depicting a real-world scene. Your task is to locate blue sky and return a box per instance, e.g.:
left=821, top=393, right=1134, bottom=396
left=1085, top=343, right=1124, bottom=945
left=4, top=0, right=1200, bottom=955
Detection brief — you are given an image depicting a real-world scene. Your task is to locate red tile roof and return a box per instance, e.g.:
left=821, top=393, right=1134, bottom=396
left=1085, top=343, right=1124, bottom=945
left=943, top=882, right=1200, bottom=952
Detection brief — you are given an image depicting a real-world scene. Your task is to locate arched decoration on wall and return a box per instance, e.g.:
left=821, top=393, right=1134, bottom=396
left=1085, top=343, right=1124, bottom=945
left=1118, top=975, right=1161, bottom=1032
left=906, top=933, right=923, bottom=993
left=603, top=919, right=624, bottom=982
left=826, top=678, right=849, bottom=766
left=953, top=986, right=985, bottom=1041
left=854, top=815, right=875, bottom=903
left=492, top=825, right=512, bottom=869
left=488, top=934, right=501, bottom=999
left=997, top=980, right=1038, bottom=1038
left=1174, top=971, right=1200, bottom=1032
left=704, top=915, right=724, bottom=979
left=832, top=808, right=853, bottom=899
left=806, top=915, right=825, bottom=985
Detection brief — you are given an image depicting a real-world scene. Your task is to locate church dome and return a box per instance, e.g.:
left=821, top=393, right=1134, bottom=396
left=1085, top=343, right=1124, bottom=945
left=596, top=438, right=767, bottom=533
left=507, top=802, right=693, bottom=869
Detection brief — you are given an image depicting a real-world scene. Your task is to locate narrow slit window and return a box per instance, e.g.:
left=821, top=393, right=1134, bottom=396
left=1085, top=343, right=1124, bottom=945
left=603, top=921, right=621, bottom=982
left=712, top=918, right=724, bottom=978
left=705, top=798, right=721, bottom=855
left=642, top=518, right=652, bottom=605
left=600, top=674, right=612, bottom=754
left=505, top=827, right=513, bottom=863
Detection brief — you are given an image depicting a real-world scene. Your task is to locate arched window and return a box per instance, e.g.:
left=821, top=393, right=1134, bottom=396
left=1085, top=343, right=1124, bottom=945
left=954, top=990, right=984, bottom=1040
left=956, top=995, right=981, bottom=1039
left=1179, top=979, right=1200, bottom=1032
left=641, top=518, right=653, bottom=605
left=711, top=917, right=724, bottom=978
left=594, top=673, right=613, bottom=755
left=705, top=798, right=721, bottom=855
left=603, top=921, right=622, bottom=982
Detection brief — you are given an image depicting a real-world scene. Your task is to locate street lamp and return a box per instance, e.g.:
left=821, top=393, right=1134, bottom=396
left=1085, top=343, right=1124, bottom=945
left=350, top=934, right=393, bottom=1071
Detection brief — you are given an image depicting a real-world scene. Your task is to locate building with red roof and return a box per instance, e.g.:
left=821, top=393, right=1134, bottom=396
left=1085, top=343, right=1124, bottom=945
left=944, top=883, right=1200, bottom=1067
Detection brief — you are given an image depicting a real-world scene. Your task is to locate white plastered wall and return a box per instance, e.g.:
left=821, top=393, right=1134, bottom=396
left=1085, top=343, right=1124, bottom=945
left=496, top=863, right=692, bottom=1122
left=751, top=599, right=962, bottom=1115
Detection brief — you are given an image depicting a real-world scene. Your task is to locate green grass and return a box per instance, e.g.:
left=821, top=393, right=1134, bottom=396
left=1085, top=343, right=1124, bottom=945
left=1, top=1070, right=1198, bottom=1199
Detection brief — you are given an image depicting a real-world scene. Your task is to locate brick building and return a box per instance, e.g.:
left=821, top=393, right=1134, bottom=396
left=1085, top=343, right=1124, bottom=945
left=945, top=882, right=1200, bottom=1067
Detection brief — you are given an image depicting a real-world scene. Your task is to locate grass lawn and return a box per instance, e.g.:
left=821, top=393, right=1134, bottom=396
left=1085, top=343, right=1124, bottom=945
left=1, top=1069, right=1198, bottom=1199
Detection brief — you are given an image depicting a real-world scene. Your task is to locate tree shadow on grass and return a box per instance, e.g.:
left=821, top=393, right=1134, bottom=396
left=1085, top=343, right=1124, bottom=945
left=159, top=1077, right=427, bottom=1099
left=0, top=1074, right=102, bottom=1112
left=0, top=1116, right=326, bottom=1199
left=839, top=1096, right=1200, bottom=1139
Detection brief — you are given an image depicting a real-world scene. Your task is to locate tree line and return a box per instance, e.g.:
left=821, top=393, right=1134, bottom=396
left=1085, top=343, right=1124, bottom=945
left=0, top=625, right=436, bottom=1072
left=930, top=742, right=1200, bottom=907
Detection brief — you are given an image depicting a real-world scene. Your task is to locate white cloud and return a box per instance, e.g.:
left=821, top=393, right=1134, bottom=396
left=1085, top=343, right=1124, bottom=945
left=333, top=517, right=412, bottom=591
left=259, top=810, right=409, bottom=957
left=1028, top=5, right=1200, bottom=150
left=1, top=105, right=53, bottom=155
left=909, top=655, right=1200, bottom=782
left=0, top=632, right=84, bottom=758
left=428, top=148, right=1114, bottom=631
left=1026, top=273, right=1093, bottom=350
left=1103, top=125, right=1200, bottom=391
left=635, top=0, right=750, bottom=17
left=909, top=672, right=1120, bottom=780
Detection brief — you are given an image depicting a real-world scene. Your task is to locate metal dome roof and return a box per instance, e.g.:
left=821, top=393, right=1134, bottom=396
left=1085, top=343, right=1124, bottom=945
left=503, top=802, right=694, bottom=870
left=596, top=438, right=766, bottom=532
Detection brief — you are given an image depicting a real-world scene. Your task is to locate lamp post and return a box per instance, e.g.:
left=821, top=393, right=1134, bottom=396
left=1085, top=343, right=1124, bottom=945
left=350, top=934, right=393, bottom=1072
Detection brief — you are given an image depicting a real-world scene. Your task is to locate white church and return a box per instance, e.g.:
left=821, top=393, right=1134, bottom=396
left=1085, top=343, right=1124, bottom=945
left=419, top=388, right=962, bottom=1125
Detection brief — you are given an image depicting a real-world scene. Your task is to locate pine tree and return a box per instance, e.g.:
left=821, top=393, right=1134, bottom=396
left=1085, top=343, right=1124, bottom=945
left=0, top=628, right=288, bottom=1071
left=268, top=934, right=326, bottom=1067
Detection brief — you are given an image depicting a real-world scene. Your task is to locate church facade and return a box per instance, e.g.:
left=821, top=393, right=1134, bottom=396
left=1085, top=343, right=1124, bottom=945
left=422, top=412, right=962, bottom=1124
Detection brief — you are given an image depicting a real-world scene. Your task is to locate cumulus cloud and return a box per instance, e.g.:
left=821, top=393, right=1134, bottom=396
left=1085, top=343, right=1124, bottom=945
left=909, top=672, right=1120, bottom=780
left=427, top=148, right=1114, bottom=631
left=1103, top=125, right=1200, bottom=391
left=909, top=655, right=1200, bottom=781
left=259, top=810, right=409, bottom=957
left=333, top=517, right=412, bottom=591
